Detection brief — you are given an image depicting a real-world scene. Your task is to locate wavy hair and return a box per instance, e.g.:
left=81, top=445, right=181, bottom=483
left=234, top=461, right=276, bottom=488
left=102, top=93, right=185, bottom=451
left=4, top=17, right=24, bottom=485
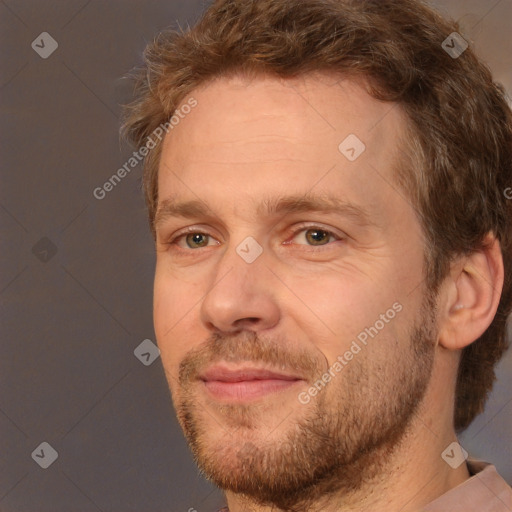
left=121, top=0, right=512, bottom=432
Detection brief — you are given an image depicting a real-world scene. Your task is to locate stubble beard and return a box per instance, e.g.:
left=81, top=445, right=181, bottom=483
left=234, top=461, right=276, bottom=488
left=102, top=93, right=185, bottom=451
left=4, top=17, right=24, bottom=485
left=171, top=294, right=437, bottom=510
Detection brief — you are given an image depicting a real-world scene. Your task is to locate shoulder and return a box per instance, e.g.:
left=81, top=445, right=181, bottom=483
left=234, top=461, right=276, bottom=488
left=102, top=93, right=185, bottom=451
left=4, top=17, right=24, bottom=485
left=423, top=458, right=512, bottom=512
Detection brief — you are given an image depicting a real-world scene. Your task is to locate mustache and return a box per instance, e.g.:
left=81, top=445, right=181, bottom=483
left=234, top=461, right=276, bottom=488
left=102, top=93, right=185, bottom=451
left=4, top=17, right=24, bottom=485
left=178, top=331, right=323, bottom=386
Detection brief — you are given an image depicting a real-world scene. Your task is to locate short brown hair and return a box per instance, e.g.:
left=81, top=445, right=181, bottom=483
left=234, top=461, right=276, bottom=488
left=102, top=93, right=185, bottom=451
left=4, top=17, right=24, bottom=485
left=121, top=0, right=512, bottom=432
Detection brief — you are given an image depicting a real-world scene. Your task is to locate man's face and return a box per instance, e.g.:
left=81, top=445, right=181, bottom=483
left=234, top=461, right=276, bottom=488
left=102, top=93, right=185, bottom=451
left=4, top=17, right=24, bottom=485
left=153, top=73, right=436, bottom=507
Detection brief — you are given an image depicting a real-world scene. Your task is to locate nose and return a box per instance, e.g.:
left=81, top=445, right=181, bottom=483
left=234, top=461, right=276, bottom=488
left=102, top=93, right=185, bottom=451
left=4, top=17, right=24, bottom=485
left=200, top=243, right=281, bottom=334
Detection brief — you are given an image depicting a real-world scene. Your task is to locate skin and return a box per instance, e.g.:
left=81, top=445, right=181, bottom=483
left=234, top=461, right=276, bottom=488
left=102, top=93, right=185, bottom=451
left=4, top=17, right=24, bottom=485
left=152, top=72, right=503, bottom=511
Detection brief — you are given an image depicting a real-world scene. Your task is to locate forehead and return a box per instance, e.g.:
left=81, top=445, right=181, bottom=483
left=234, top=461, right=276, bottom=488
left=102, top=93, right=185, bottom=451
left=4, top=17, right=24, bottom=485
left=161, top=71, right=404, bottom=160
left=156, top=72, right=409, bottom=223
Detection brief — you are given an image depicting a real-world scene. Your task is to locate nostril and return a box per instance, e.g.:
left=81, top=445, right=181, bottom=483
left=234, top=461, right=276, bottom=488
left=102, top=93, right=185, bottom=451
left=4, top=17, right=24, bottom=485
left=235, top=317, right=260, bottom=327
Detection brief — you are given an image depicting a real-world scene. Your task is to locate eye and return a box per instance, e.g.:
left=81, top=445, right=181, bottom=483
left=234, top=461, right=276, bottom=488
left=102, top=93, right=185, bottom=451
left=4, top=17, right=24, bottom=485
left=289, top=227, right=341, bottom=246
left=173, top=231, right=218, bottom=249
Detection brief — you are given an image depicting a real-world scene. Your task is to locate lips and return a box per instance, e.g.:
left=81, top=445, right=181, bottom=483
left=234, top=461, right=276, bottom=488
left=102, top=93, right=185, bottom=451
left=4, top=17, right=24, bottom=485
left=200, top=366, right=301, bottom=382
left=198, top=365, right=304, bottom=401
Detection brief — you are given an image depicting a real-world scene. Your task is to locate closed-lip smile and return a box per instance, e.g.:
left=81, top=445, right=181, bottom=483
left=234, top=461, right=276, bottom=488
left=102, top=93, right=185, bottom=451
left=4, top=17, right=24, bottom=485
left=198, top=365, right=305, bottom=401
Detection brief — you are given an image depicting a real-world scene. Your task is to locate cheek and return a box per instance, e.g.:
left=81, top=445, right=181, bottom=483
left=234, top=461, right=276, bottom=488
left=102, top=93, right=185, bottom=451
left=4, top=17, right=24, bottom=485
left=288, top=268, right=396, bottom=335
left=153, top=268, right=202, bottom=373
left=153, top=262, right=204, bottom=329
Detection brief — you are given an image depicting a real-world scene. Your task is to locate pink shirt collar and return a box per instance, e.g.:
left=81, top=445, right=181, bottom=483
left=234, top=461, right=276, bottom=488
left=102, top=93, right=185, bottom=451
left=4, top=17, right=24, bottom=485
left=423, top=458, right=512, bottom=512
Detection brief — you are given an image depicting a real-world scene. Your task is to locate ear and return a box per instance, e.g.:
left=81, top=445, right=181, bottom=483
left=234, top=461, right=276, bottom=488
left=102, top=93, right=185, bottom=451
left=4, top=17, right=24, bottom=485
left=438, top=233, right=504, bottom=351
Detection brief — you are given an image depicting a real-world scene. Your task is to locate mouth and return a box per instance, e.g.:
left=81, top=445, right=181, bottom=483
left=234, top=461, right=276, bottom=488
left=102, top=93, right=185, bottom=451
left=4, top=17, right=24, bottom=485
left=198, top=365, right=305, bottom=402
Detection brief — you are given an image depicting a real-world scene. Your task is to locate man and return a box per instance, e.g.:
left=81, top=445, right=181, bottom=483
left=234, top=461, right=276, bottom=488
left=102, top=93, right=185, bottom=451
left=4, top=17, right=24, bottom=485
left=122, top=0, right=512, bottom=510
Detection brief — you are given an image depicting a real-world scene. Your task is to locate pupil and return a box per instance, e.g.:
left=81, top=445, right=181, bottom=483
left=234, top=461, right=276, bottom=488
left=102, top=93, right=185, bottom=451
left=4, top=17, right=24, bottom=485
left=188, top=233, right=207, bottom=247
left=308, top=229, right=328, bottom=245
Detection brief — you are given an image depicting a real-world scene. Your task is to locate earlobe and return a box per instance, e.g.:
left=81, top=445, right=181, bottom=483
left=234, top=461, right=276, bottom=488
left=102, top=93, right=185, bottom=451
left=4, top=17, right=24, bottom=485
left=438, top=234, right=504, bottom=351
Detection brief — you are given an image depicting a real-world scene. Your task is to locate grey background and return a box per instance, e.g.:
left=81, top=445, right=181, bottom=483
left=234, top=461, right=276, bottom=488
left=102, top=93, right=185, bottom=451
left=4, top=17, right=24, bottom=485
left=0, top=1, right=511, bottom=511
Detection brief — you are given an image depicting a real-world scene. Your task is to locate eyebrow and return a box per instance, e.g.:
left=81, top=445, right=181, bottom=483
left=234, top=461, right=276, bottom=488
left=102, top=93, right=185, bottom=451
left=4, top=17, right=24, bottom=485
left=154, top=194, right=377, bottom=231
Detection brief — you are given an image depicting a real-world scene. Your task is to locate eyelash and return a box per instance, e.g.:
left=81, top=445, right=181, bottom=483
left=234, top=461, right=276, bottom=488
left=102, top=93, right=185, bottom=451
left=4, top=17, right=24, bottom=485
left=166, top=224, right=343, bottom=252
